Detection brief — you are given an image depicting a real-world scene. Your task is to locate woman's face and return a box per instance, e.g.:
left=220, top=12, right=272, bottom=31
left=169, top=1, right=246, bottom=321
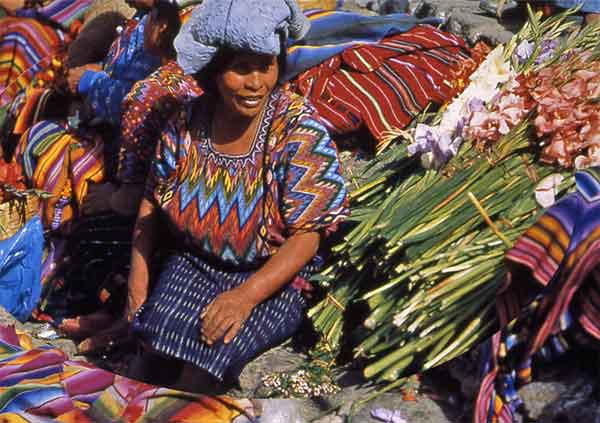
left=215, top=53, right=279, bottom=119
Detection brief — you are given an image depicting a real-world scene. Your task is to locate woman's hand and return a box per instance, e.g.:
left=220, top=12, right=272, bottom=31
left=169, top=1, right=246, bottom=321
left=200, top=288, right=256, bottom=346
left=67, top=64, right=102, bottom=93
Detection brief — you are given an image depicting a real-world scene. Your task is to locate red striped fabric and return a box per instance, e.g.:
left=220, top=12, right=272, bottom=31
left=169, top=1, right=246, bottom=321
left=0, top=17, right=66, bottom=108
left=290, top=25, right=472, bottom=147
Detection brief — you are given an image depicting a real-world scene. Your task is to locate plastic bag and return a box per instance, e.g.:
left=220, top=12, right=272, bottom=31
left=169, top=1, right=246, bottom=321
left=0, top=215, right=43, bottom=321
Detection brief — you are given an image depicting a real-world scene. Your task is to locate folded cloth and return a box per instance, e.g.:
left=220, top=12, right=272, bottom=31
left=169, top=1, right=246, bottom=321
left=284, top=10, right=442, bottom=80
left=175, top=0, right=310, bottom=75
left=474, top=166, right=600, bottom=423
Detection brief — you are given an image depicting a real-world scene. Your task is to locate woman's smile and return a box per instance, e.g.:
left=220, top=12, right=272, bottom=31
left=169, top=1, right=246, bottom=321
left=235, top=94, right=264, bottom=110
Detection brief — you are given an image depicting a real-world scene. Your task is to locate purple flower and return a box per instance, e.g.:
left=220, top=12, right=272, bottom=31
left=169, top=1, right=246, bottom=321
left=408, top=124, right=462, bottom=169
left=535, top=39, right=558, bottom=64
left=467, top=98, right=485, bottom=114
left=408, top=124, right=436, bottom=155
left=371, top=408, right=408, bottom=423
left=515, top=40, right=534, bottom=63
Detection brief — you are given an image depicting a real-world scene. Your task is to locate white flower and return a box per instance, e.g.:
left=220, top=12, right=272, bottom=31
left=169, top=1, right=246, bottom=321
left=535, top=174, right=564, bottom=208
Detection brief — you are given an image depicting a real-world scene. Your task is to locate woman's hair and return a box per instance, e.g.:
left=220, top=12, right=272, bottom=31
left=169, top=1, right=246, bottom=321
left=66, top=12, right=126, bottom=68
left=152, top=0, right=181, bottom=58
left=193, top=34, right=287, bottom=95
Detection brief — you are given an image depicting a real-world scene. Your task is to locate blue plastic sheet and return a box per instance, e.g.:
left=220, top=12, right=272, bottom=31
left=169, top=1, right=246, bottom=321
left=0, top=215, right=43, bottom=321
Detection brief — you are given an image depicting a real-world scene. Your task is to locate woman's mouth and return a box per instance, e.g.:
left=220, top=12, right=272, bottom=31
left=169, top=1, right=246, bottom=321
left=237, top=95, right=263, bottom=108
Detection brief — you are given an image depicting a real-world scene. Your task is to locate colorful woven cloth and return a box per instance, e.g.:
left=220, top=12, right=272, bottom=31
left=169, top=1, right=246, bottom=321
left=15, top=0, right=93, bottom=29
left=288, top=25, right=472, bottom=147
left=15, top=120, right=104, bottom=232
left=145, top=88, right=349, bottom=268
left=475, top=167, right=600, bottom=423
left=284, top=9, right=442, bottom=81
left=119, top=60, right=203, bottom=184
left=0, top=17, right=66, bottom=108
left=0, top=325, right=253, bottom=422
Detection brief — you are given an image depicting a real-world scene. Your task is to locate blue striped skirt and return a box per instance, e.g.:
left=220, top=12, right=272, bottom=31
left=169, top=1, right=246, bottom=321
left=132, top=252, right=307, bottom=381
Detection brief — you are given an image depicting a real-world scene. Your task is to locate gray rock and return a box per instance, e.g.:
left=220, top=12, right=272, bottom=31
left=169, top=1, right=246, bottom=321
left=412, top=0, right=517, bottom=45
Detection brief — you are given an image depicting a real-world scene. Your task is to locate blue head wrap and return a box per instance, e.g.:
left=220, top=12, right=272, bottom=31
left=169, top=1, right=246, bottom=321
left=174, top=0, right=310, bottom=75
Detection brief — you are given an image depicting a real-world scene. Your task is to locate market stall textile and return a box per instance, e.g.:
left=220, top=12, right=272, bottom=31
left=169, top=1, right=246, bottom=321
left=15, top=120, right=104, bottom=232
left=284, top=9, right=442, bottom=81
left=0, top=325, right=253, bottom=422
left=15, top=0, right=93, bottom=29
left=475, top=167, right=600, bottom=423
left=0, top=17, right=67, bottom=108
left=289, top=25, right=472, bottom=147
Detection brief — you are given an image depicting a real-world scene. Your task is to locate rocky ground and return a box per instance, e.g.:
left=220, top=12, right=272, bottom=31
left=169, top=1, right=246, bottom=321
left=5, top=1, right=598, bottom=422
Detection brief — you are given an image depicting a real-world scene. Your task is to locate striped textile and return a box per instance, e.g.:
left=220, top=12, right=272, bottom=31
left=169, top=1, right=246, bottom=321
left=15, top=120, right=104, bottom=232
left=0, top=17, right=66, bottom=108
left=134, top=252, right=307, bottom=381
left=474, top=167, right=600, bottom=423
left=284, top=9, right=441, bottom=81
left=15, top=0, right=93, bottom=29
left=289, top=25, right=472, bottom=147
left=0, top=325, right=252, bottom=422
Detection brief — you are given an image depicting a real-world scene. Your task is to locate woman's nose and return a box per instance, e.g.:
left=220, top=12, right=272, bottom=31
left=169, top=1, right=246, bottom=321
left=245, top=71, right=262, bottom=91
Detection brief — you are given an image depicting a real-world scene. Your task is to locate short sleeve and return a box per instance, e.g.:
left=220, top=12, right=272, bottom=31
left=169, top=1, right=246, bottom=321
left=119, top=81, right=178, bottom=184
left=143, top=116, right=182, bottom=204
left=280, top=116, right=349, bottom=236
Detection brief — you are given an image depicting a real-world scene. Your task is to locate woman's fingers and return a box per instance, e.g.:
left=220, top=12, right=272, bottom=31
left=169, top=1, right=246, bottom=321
left=209, top=317, right=235, bottom=345
left=203, top=308, right=229, bottom=342
left=223, top=321, right=242, bottom=345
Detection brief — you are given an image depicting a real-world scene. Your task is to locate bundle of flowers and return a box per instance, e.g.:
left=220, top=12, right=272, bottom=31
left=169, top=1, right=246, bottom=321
left=307, top=7, right=599, bottom=392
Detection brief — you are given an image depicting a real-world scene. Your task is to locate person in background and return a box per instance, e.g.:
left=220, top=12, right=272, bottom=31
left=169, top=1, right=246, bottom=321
left=13, top=0, right=166, bottom=342
left=119, top=0, right=349, bottom=392
left=81, top=0, right=202, bottom=218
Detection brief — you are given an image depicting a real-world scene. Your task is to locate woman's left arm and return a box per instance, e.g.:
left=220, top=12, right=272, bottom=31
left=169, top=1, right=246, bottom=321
left=201, top=231, right=320, bottom=346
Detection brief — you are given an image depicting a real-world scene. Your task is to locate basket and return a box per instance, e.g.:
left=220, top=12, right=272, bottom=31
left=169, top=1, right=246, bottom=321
left=0, top=190, right=41, bottom=241
left=298, top=0, right=338, bottom=11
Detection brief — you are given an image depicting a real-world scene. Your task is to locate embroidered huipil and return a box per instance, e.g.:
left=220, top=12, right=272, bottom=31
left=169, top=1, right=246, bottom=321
left=77, top=14, right=160, bottom=127
left=145, top=89, right=349, bottom=271
left=118, top=61, right=203, bottom=184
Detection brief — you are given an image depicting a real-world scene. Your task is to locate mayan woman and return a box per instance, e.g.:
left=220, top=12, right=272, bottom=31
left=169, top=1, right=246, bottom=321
left=124, top=0, right=349, bottom=391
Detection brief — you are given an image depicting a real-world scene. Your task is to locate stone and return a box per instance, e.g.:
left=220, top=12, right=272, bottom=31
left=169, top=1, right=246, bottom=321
left=411, top=0, right=517, bottom=45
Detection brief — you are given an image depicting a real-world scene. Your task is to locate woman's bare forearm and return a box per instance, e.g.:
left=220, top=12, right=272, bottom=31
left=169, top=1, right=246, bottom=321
left=237, top=231, right=320, bottom=306
left=125, top=197, right=157, bottom=321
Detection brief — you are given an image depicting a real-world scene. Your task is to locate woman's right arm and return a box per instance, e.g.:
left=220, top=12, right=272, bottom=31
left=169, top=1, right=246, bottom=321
left=125, top=197, right=157, bottom=322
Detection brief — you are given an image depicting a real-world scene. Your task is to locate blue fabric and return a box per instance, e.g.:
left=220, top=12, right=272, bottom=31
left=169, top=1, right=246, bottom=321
left=77, top=70, right=104, bottom=95
left=133, top=252, right=307, bottom=381
left=175, top=0, right=311, bottom=75
left=553, top=0, right=600, bottom=12
left=0, top=215, right=43, bottom=322
left=283, top=11, right=443, bottom=80
left=83, top=14, right=160, bottom=127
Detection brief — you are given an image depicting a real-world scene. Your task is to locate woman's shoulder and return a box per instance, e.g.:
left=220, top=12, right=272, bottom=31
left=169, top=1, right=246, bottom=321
left=270, top=88, right=325, bottom=141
